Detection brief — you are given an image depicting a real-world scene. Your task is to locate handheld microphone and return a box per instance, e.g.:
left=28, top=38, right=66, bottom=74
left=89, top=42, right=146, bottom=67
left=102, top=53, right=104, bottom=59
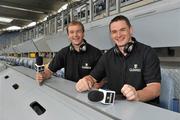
left=88, top=89, right=115, bottom=104
left=35, top=56, right=44, bottom=73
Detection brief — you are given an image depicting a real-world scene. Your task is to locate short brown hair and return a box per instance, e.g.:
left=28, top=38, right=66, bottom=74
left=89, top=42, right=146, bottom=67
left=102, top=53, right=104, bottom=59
left=66, top=21, right=85, bottom=33
left=109, top=15, right=131, bottom=31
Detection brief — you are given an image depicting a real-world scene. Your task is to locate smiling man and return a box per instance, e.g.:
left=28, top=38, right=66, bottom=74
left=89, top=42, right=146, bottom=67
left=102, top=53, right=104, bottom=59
left=36, top=21, right=102, bottom=84
left=76, top=15, right=161, bottom=106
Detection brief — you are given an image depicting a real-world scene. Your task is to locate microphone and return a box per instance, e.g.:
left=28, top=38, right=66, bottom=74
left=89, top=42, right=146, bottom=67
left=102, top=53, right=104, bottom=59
left=35, top=56, right=44, bottom=73
left=88, top=89, right=116, bottom=104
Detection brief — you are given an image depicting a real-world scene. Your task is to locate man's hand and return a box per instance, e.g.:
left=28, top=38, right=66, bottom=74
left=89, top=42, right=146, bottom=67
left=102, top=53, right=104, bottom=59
left=93, top=79, right=107, bottom=89
left=121, top=84, right=139, bottom=101
left=35, top=72, right=45, bottom=85
left=35, top=67, right=53, bottom=85
left=76, top=75, right=95, bottom=92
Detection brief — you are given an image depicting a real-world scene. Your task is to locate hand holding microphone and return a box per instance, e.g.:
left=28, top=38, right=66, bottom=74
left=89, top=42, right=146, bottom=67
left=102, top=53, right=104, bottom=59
left=35, top=56, right=45, bottom=85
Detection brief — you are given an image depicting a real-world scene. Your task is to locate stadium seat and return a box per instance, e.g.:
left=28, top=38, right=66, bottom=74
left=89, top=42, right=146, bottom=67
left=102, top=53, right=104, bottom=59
left=160, top=69, right=179, bottom=112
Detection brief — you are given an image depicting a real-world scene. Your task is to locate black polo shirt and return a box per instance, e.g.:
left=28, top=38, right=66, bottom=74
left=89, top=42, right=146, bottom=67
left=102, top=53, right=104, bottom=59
left=48, top=42, right=102, bottom=82
left=90, top=40, right=161, bottom=104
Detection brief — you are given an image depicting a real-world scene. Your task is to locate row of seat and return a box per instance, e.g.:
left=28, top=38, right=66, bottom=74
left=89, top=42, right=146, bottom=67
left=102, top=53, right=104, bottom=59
left=0, top=56, right=35, bottom=69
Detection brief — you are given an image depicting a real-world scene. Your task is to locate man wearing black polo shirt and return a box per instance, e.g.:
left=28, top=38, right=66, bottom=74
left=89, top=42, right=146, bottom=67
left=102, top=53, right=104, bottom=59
left=76, top=15, right=161, bottom=105
left=36, top=21, right=102, bottom=84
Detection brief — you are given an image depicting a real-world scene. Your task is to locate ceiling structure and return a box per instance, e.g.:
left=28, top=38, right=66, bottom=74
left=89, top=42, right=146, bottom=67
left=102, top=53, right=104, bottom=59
left=0, top=0, right=69, bottom=30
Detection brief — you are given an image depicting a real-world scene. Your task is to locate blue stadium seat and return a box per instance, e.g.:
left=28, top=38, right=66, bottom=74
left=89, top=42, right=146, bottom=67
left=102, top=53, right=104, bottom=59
left=55, top=68, right=65, bottom=78
left=160, top=69, right=179, bottom=112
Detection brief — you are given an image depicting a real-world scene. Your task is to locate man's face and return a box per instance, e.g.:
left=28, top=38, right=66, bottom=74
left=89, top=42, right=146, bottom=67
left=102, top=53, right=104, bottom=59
left=67, top=24, right=84, bottom=46
left=110, top=20, right=132, bottom=47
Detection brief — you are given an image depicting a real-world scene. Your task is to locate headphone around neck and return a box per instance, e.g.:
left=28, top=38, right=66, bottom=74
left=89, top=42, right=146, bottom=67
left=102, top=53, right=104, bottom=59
left=69, top=41, right=87, bottom=52
left=114, top=40, right=135, bottom=55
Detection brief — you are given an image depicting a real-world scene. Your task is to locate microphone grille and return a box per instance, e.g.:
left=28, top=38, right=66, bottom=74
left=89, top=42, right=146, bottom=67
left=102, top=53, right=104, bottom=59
left=88, top=90, right=104, bottom=102
left=36, top=56, right=43, bottom=65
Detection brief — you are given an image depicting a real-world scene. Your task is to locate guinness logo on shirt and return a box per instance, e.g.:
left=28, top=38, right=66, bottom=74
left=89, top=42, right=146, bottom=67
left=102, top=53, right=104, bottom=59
left=129, top=64, right=141, bottom=72
left=82, top=63, right=91, bottom=70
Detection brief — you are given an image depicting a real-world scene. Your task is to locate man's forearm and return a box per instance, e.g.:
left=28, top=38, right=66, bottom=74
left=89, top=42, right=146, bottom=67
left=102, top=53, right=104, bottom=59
left=137, top=83, right=160, bottom=102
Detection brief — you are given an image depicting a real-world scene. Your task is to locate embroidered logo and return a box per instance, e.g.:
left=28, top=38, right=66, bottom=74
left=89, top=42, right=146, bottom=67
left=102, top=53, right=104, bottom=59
left=129, top=64, right=141, bottom=72
left=82, top=63, right=91, bottom=69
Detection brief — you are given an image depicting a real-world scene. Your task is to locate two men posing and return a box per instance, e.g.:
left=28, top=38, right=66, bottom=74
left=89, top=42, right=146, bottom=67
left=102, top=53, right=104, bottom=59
left=36, top=15, right=161, bottom=105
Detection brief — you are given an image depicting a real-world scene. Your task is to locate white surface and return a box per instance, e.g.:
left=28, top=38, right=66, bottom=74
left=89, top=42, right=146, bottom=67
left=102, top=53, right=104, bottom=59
left=7, top=65, right=180, bottom=120
left=0, top=66, right=115, bottom=120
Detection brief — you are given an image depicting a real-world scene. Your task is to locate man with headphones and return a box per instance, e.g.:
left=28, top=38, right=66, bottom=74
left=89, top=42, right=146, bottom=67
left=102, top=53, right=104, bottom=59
left=76, top=15, right=161, bottom=105
left=36, top=21, right=102, bottom=85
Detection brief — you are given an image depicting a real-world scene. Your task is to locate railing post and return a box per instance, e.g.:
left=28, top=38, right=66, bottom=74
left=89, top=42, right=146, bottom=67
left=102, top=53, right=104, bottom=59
left=61, top=11, right=64, bottom=31
left=70, top=8, right=74, bottom=21
left=89, top=0, right=93, bottom=22
left=54, top=17, right=57, bottom=33
left=116, top=0, right=120, bottom=13
left=85, top=4, right=88, bottom=23
left=106, top=0, right=110, bottom=16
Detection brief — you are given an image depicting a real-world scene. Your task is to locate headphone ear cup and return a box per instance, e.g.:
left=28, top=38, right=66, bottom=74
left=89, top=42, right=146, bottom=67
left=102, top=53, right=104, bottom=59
left=69, top=45, right=74, bottom=52
left=124, top=42, right=134, bottom=54
left=114, top=46, right=120, bottom=55
left=79, top=43, right=86, bottom=52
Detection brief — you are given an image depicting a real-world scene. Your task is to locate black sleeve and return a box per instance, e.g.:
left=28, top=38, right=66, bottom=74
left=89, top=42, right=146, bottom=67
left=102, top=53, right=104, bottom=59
left=143, top=48, right=161, bottom=84
left=90, top=54, right=106, bottom=82
left=48, top=50, right=65, bottom=73
left=93, top=49, right=102, bottom=67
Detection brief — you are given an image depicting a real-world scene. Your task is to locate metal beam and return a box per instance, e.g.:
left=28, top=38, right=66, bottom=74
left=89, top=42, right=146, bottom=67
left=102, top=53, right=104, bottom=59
left=0, top=7, right=46, bottom=21
left=0, top=1, right=55, bottom=14
left=0, top=13, right=36, bottom=22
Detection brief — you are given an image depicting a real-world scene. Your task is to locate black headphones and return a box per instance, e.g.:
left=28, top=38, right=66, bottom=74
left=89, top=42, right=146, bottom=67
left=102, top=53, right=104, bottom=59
left=114, top=40, right=135, bottom=55
left=69, top=41, right=87, bottom=52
